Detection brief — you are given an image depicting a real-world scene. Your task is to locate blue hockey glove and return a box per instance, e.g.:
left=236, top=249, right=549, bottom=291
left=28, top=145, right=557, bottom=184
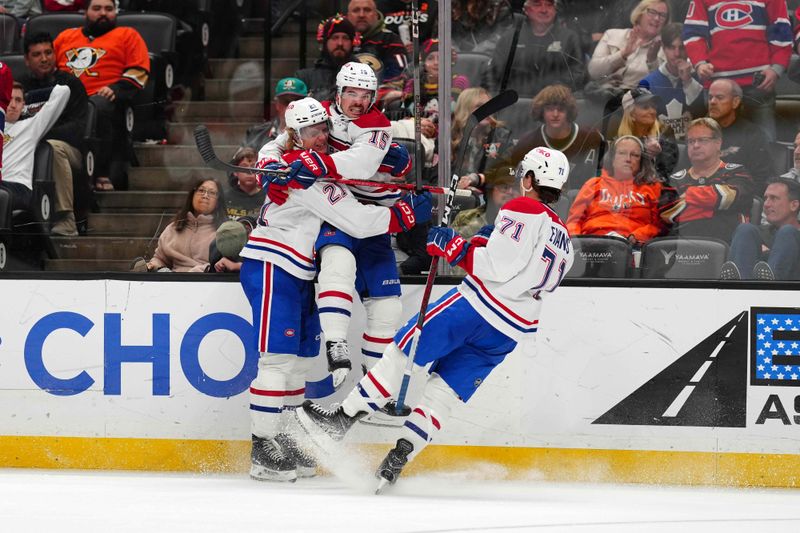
left=379, top=142, right=412, bottom=177
left=285, top=149, right=337, bottom=190
left=470, top=224, right=494, bottom=247
left=255, top=158, right=292, bottom=188
left=401, top=190, right=432, bottom=225
left=426, top=226, right=469, bottom=266
left=388, top=192, right=431, bottom=233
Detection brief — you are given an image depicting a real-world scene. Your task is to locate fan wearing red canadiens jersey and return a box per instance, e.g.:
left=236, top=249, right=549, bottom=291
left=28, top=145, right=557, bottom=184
left=296, top=147, right=574, bottom=490
left=240, top=97, right=430, bottom=483
left=259, top=61, right=427, bottom=396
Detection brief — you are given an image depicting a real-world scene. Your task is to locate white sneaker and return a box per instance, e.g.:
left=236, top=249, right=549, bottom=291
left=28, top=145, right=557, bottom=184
left=51, top=212, right=78, bottom=236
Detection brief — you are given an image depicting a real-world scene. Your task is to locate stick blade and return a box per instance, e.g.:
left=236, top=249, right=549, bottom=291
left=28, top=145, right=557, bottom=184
left=193, top=124, right=217, bottom=166
left=472, top=89, right=518, bottom=123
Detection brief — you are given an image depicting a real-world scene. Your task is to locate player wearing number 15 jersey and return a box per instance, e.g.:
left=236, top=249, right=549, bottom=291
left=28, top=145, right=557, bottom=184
left=296, top=147, right=574, bottom=490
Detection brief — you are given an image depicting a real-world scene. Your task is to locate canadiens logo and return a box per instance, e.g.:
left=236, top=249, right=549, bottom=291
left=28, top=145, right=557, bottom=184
left=284, top=328, right=296, bottom=337
left=715, top=3, right=753, bottom=29
left=65, top=47, right=107, bottom=78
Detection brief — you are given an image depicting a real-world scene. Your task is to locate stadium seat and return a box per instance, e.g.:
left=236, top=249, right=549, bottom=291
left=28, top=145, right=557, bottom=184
left=496, top=97, right=533, bottom=143
left=767, top=141, right=793, bottom=176
left=777, top=54, right=800, bottom=96
left=0, top=14, right=20, bottom=54
left=25, top=13, right=84, bottom=41
left=640, top=237, right=729, bottom=279
left=566, top=235, right=633, bottom=278
left=0, top=54, right=26, bottom=80
left=775, top=96, right=800, bottom=143
left=675, top=142, right=689, bottom=171
left=11, top=141, right=56, bottom=231
left=453, top=52, right=491, bottom=87
left=751, top=196, right=764, bottom=224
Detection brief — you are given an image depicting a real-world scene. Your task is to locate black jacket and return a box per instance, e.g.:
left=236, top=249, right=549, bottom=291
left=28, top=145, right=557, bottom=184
left=19, top=69, right=88, bottom=149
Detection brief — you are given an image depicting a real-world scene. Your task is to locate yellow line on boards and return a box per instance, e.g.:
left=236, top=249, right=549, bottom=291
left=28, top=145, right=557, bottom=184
left=1, top=436, right=799, bottom=488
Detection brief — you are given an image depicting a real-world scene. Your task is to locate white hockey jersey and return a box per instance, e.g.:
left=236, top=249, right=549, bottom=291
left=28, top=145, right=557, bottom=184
left=259, top=101, right=401, bottom=206
left=458, top=196, right=574, bottom=341
left=240, top=150, right=395, bottom=280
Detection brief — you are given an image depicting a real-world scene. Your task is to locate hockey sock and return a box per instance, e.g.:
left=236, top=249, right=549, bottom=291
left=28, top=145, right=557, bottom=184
left=317, top=245, right=356, bottom=342
left=400, top=373, right=459, bottom=462
left=279, top=356, right=314, bottom=432
left=342, top=342, right=407, bottom=416
left=249, top=353, right=299, bottom=438
left=362, top=296, right=403, bottom=370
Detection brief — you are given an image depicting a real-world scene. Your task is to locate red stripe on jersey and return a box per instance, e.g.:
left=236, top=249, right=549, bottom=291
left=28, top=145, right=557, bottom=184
left=366, top=371, right=391, bottom=398
left=352, top=107, right=391, bottom=129
left=328, top=136, right=350, bottom=152
left=319, top=290, right=353, bottom=302
left=250, top=387, right=306, bottom=397
left=502, top=197, right=562, bottom=225
left=363, top=333, right=392, bottom=344
left=470, top=275, right=539, bottom=326
left=397, top=292, right=462, bottom=349
left=248, top=236, right=314, bottom=263
left=259, top=263, right=272, bottom=353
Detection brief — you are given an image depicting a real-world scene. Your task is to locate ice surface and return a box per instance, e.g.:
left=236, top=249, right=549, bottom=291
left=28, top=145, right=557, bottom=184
left=2, top=468, right=800, bottom=532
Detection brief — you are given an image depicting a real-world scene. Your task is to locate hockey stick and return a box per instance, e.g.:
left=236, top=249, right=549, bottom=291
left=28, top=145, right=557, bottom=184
left=410, top=0, right=423, bottom=194
left=393, top=89, right=519, bottom=415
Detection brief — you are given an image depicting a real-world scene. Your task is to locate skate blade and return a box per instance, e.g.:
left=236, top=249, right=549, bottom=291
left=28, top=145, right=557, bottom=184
left=375, top=477, right=391, bottom=495
left=296, top=465, right=318, bottom=478
left=358, top=409, right=408, bottom=428
left=249, top=464, right=297, bottom=483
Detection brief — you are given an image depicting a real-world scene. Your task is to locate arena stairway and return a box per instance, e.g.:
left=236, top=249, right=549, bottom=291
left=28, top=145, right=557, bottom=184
left=44, top=14, right=320, bottom=272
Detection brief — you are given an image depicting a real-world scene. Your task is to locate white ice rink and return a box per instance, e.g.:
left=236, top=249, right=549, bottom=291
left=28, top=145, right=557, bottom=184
left=2, top=468, right=800, bottom=532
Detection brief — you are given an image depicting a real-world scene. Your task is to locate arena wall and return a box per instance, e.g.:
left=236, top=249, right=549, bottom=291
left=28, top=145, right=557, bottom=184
left=1, top=277, right=799, bottom=488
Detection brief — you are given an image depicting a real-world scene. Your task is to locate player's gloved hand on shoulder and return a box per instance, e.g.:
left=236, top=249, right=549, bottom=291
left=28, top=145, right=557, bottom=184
left=427, top=226, right=469, bottom=266
left=378, top=142, right=412, bottom=177
left=285, top=150, right=337, bottom=189
left=388, top=191, right=432, bottom=233
left=256, top=158, right=291, bottom=188
left=470, top=224, right=494, bottom=247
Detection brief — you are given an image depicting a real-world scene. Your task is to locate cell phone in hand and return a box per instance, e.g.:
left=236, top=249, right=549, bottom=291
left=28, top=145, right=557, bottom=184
left=752, top=71, right=765, bottom=86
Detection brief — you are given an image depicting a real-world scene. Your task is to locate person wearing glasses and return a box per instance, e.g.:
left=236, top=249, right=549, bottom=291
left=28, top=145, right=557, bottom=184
left=143, top=178, right=227, bottom=272
left=660, top=118, right=753, bottom=244
left=683, top=0, right=791, bottom=142
left=587, top=0, right=670, bottom=110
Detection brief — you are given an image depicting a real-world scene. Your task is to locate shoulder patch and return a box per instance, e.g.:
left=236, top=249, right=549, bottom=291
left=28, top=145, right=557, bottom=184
left=353, top=107, right=391, bottom=129
left=671, top=169, right=688, bottom=180
left=724, top=163, right=743, bottom=170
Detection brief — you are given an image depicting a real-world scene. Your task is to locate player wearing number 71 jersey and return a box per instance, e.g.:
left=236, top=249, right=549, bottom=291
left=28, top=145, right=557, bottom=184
left=296, top=147, right=574, bottom=489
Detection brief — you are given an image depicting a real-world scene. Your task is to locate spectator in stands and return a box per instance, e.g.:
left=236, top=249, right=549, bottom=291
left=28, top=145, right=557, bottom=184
left=567, top=135, right=668, bottom=245
left=587, top=0, right=669, bottom=110
left=720, top=178, right=800, bottom=281
left=451, top=87, right=512, bottom=186
left=347, top=0, right=406, bottom=92
left=0, top=1, right=41, bottom=18
left=296, top=15, right=358, bottom=104
left=378, top=0, right=438, bottom=53
left=43, top=0, right=85, bottom=11
left=0, top=60, right=11, bottom=183
left=638, top=22, right=703, bottom=141
left=243, top=78, right=307, bottom=150
left=143, top=178, right=227, bottom=272
left=452, top=0, right=513, bottom=54
left=684, top=0, right=791, bottom=142
left=402, top=39, right=470, bottom=121
left=53, top=0, right=150, bottom=192
left=612, top=87, right=678, bottom=180
left=223, top=147, right=266, bottom=221
left=1, top=83, right=69, bottom=215
left=19, top=32, right=89, bottom=237
left=514, top=84, right=604, bottom=190
left=488, top=0, right=585, bottom=97
left=661, top=118, right=753, bottom=243
left=452, top=171, right=519, bottom=239
left=706, top=79, right=774, bottom=190
left=782, top=131, right=800, bottom=182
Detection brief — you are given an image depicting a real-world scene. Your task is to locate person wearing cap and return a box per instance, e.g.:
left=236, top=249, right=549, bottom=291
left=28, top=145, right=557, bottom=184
left=243, top=77, right=308, bottom=150
left=637, top=22, right=704, bottom=141
left=610, top=87, right=678, bottom=181
left=295, top=14, right=359, bottom=103
left=660, top=117, right=753, bottom=244
left=488, top=0, right=585, bottom=98
left=347, top=0, right=406, bottom=92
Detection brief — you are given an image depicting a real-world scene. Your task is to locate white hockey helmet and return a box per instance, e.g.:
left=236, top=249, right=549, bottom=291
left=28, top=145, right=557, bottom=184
left=515, top=147, right=569, bottom=192
left=285, top=97, right=328, bottom=131
left=335, top=61, right=377, bottom=105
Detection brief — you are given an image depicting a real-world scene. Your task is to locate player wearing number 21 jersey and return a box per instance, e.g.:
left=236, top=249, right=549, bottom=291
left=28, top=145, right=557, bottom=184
left=296, top=147, right=574, bottom=490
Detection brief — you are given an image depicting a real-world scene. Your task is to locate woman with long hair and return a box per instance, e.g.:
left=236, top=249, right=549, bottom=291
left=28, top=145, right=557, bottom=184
left=566, top=135, right=669, bottom=246
left=145, top=177, right=227, bottom=272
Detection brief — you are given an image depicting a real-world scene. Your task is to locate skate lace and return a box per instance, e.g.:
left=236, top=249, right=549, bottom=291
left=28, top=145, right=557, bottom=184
left=308, top=402, right=340, bottom=418
left=328, top=340, right=350, bottom=363
left=263, top=438, right=289, bottom=462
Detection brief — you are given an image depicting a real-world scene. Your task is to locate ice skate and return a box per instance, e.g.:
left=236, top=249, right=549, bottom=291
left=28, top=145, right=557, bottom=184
left=326, top=340, right=352, bottom=389
left=375, top=438, right=414, bottom=494
left=249, top=435, right=297, bottom=482
left=275, top=432, right=317, bottom=478
left=296, top=400, right=365, bottom=446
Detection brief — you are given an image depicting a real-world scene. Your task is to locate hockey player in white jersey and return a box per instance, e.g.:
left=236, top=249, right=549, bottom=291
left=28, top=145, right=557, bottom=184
left=295, top=147, right=574, bottom=489
left=241, top=97, right=431, bottom=482
left=260, top=61, right=417, bottom=391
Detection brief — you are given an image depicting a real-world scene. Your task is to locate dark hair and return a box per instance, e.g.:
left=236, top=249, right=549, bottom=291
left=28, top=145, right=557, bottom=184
left=767, top=177, right=800, bottom=203
left=531, top=84, right=578, bottom=122
left=535, top=183, right=561, bottom=204
left=660, top=22, right=682, bottom=45
left=11, top=81, right=23, bottom=91
left=173, top=178, right=227, bottom=232
left=86, top=0, right=115, bottom=9
left=23, top=32, right=54, bottom=55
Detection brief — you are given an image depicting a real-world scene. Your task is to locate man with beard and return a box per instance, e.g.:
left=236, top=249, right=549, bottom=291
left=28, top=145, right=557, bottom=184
left=53, top=0, right=149, bottom=192
left=296, top=15, right=359, bottom=104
